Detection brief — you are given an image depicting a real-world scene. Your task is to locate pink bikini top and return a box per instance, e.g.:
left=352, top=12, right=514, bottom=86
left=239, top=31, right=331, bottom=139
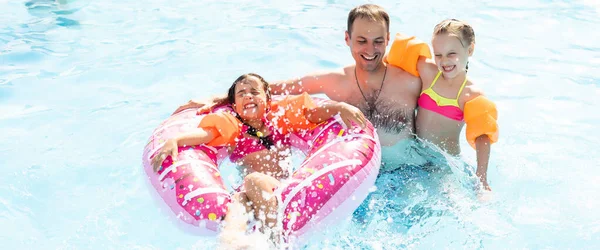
left=198, top=93, right=317, bottom=162
left=417, top=71, right=467, bottom=121
left=229, top=117, right=290, bottom=162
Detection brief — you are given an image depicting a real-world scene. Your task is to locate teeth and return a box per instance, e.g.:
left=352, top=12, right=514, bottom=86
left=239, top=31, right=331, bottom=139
left=443, top=65, right=454, bottom=71
left=244, top=104, right=257, bottom=109
left=362, top=55, right=376, bottom=60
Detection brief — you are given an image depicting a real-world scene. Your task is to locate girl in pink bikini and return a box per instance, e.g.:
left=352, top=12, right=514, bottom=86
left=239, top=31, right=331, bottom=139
left=150, top=73, right=366, bottom=245
left=416, top=19, right=499, bottom=191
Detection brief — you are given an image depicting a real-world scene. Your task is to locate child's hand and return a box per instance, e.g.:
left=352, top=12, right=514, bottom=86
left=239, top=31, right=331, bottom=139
left=151, top=139, right=179, bottom=172
left=476, top=168, right=492, bottom=192
left=480, top=178, right=492, bottom=191
left=196, top=97, right=228, bottom=115
left=336, top=102, right=366, bottom=129
left=196, top=105, right=214, bottom=115
left=477, top=178, right=493, bottom=202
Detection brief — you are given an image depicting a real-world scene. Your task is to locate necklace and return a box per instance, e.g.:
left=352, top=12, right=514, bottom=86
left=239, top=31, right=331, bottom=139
left=235, top=114, right=274, bottom=149
left=354, top=66, right=387, bottom=116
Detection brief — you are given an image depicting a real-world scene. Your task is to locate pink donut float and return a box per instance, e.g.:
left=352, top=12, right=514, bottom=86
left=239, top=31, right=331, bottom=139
left=141, top=97, right=381, bottom=242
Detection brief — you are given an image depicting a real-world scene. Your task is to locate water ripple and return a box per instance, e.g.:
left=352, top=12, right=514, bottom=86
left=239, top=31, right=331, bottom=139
left=0, top=0, right=599, bottom=249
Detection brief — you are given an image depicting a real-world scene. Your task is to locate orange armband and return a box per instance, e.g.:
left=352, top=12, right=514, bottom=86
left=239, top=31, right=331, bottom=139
left=384, top=33, right=432, bottom=77
left=198, top=112, right=241, bottom=146
left=464, top=96, right=499, bottom=149
left=269, top=92, right=318, bottom=134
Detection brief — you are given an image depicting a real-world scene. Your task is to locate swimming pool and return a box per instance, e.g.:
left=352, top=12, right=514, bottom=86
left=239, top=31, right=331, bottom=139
left=1, top=0, right=599, bottom=249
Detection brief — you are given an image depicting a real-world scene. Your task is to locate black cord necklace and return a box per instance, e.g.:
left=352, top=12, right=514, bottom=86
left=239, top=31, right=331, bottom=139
left=235, top=114, right=274, bottom=149
left=354, top=65, right=387, bottom=116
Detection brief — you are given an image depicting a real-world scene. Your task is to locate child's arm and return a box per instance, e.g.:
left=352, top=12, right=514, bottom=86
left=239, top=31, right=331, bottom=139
left=151, top=129, right=217, bottom=172
left=475, top=135, right=492, bottom=191
left=174, top=129, right=217, bottom=148
left=305, top=101, right=366, bottom=129
left=416, top=57, right=439, bottom=88
left=462, top=87, right=499, bottom=191
left=386, top=33, right=432, bottom=77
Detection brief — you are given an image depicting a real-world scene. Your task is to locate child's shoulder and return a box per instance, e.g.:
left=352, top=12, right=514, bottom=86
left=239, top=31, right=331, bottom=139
left=460, top=79, right=486, bottom=105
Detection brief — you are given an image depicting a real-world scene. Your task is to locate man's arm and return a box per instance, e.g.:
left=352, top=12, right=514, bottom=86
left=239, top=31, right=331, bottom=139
left=187, top=70, right=346, bottom=115
left=269, top=70, right=345, bottom=97
left=172, top=95, right=225, bottom=115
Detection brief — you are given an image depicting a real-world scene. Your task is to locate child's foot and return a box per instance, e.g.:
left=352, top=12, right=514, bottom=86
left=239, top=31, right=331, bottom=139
left=217, top=230, right=253, bottom=250
left=217, top=194, right=254, bottom=249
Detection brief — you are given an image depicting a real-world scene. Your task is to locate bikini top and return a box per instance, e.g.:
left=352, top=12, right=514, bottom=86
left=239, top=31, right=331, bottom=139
left=197, top=92, right=318, bottom=162
left=228, top=115, right=290, bottom=162
left=417, top=71, right=467, bottom=121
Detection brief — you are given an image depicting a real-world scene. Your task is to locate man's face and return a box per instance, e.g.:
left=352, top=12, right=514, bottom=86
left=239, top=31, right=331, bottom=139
left=345, top=17, right=389, bottom=72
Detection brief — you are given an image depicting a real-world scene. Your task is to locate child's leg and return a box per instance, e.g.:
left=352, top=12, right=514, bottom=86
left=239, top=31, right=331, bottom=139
left=217, top=192, right=254, bottom=250
left=221, top=192, right=252, bottom=232
left=243, top=172, right=280, bottom=230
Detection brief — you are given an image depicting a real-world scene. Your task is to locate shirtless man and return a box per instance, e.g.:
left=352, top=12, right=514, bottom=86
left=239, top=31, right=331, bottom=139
left=174, top=4, right=423, bottom=168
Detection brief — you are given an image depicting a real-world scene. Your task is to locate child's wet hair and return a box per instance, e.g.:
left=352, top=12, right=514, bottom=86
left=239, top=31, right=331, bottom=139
left=433, top=19, right=475, bottom=48
left=434, top=19, right=475, bottom=71
left=227, top=73, right=271, bottom=105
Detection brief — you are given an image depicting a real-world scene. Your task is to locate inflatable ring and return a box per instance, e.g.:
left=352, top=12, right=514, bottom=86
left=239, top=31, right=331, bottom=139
left=141, top=97, right=381, bottom=242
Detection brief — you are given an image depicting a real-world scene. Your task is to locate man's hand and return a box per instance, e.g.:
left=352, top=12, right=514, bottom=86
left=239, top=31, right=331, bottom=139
left=172, top=100, right=208, bottom=115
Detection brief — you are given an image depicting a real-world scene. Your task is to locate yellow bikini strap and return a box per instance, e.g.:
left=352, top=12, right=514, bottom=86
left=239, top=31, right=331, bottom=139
left=456, top=76, right=468, bottom=99
left=429, top=71, right=443, bottom=89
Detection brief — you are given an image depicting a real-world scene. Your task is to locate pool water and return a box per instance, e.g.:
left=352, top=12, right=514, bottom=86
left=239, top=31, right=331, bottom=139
left=1, top=0, right=599, bottom=249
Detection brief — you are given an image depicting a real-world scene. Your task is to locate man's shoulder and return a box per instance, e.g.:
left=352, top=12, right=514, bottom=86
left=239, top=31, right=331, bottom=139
left=309, top=66, right=348, bottom=76
left=316, top=65, right=354, bottom=87
left=303, top=67, right=348, bottom=84
left=338, top=65, right=355, bottom=77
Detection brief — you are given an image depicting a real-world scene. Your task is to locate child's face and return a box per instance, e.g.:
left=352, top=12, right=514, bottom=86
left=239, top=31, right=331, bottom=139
left=432, top=33, right=473, bottom=79
left=233, top=76, right=268, bottom=121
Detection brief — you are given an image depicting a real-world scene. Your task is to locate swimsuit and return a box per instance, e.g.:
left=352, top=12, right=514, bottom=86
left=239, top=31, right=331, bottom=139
left=229, top=116, right=291, bottom=162
left=198, top=92, right=317, bottom=162
left=417, top=71, right=467, bottom=121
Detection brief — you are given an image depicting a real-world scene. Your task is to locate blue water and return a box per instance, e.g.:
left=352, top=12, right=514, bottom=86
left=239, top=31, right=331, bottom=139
left=1, top=0, right=599, bottom=249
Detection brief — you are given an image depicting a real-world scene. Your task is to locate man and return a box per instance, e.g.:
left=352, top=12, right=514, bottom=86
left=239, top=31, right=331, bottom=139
left=174, top=4, right=425, bottom=169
